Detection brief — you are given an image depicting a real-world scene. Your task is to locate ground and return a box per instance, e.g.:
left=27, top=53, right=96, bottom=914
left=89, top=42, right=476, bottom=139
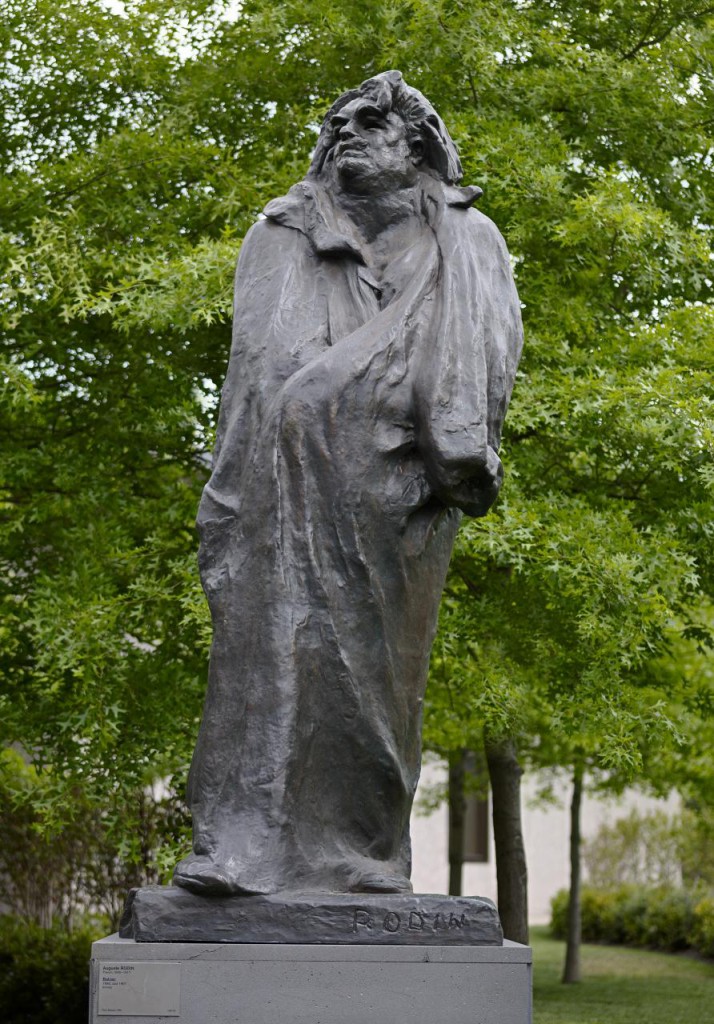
left=531, top=926, right=714, bottom=1024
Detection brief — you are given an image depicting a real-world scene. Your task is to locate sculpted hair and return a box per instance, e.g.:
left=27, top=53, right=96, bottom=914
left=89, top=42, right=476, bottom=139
left=308, top=70, right=464, bottom=186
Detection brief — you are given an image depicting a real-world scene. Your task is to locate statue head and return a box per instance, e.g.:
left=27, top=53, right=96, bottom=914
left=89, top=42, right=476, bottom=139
left=308, top=71, right=463, bottom=189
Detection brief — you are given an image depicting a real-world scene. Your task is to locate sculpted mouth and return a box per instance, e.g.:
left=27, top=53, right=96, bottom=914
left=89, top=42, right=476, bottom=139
left=336, top=142, right=367, bottom=156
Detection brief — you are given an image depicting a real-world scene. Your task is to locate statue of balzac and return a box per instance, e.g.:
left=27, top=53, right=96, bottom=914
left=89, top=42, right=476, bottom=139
left=174, top=71, right=523, bottom=899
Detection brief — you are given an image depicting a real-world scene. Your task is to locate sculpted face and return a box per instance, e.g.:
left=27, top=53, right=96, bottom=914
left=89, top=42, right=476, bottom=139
left=331, top=99, right=422, bottom=194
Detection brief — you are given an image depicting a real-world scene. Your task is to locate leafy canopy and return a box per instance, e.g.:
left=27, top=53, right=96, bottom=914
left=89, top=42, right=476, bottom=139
left=1, top=0, right=712, bottom=860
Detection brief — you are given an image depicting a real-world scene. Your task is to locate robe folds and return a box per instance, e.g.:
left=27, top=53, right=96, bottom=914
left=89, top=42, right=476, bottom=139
left=178, top=176, right=523, bottom=896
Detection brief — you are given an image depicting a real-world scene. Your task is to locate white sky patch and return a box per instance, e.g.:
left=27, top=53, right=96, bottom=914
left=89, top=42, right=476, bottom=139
left=222, top=0, right=243, bottom=21
left=99, top=0, right=128, bottom=14
left=688, top=73, right=702, bottom=96
left=99, top=0, right=243, bottom=28
left=197, top=377, right=219, bottom=415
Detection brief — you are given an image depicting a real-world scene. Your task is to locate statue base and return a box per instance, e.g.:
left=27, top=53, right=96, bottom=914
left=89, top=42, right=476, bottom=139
left=90, top=934, right=532, bottom=1023
left=119, top=885, right=503, bottom=946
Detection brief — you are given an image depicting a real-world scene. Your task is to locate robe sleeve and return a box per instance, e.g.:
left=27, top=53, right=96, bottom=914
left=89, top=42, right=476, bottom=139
left=413, top=206, right=523, bottom=517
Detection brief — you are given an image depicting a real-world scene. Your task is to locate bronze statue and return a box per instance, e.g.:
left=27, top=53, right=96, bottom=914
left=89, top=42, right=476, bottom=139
left=174, top=71, right=523, bottom=899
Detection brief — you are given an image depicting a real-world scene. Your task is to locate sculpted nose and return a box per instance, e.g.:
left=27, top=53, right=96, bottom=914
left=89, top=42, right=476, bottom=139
left=339, top=120, right=358, bottom=140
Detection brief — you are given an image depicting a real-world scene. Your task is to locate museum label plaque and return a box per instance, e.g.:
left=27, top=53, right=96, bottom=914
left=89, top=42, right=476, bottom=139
left=97, top=961, right=181, bottom=1017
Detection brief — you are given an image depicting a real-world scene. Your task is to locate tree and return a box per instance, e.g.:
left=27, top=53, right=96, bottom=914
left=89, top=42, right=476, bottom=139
left=2, top=0, right=712, bottom=925
left=419, top=0, right=714, bottom=959
left=0, top=748, right=190, bottom=931
left=424, top=486, right=705, bottom=948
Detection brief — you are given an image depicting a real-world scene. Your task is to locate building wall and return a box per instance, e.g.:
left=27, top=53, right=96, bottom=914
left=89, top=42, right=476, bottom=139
left=410, top=760, right=680, bottom=924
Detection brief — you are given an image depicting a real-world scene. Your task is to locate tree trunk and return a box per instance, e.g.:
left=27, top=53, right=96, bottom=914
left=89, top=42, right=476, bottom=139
left=485, top=737, right=528, bottom=944
left=562, top=762, right=584, bottom=984
left=448, top=750, right=466, bottom=896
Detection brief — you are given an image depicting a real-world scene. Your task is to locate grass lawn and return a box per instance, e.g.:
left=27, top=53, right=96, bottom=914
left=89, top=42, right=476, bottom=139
left=531, top=925, right=714, bottom=1024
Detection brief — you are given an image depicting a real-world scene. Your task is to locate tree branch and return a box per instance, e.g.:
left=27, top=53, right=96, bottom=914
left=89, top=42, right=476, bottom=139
left=620, top=3, right=714, bottom=60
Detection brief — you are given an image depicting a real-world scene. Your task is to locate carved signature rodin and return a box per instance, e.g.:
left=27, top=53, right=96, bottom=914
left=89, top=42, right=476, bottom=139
left=172, top=71, right=523, bottom=902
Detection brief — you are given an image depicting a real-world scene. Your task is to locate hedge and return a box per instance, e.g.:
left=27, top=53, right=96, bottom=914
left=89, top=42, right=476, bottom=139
left=690, top=897, right=714, bottom=958
left=0, top=916, right=99, bottom=1024
left=550, top=885, right=714, bottom=957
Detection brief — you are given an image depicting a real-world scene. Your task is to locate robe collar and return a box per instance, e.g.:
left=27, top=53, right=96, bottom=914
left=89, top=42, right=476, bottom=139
left=263, top=178, right=482, bottom=262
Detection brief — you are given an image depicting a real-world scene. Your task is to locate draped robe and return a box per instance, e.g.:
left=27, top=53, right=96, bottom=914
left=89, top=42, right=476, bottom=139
left=177, top=176, right=523, bottom=895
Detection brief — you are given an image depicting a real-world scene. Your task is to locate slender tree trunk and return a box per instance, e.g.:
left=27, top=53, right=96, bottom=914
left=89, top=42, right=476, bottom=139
left=448, top=750, right=466, bottom=896
left=562, top=762, right=584, bottom=984
left=485, top=737, right=529, bottom=944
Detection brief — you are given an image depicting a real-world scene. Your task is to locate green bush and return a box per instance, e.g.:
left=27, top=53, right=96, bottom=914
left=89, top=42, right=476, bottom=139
left=691, top=897, right=714, bottom=958
left=582, top=807, right=714, bottom=893
left=550, top=886, right=706, bottom=955
left=550, top=885, right=635, bottom=944
left=549, top=888, right=568, bottom=939
left=582, top=887, right=630, bottom=944
left=619, top=887, right=651, bottom=946
left=582, top=811, right=680, bottom=889
left=0, top=915, right=99, bottom=1024
left=0, top=749, right=191, bottom=932
left=642, top=889, right=694, bottom=951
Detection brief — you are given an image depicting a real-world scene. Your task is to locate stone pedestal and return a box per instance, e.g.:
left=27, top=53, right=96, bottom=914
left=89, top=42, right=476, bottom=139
left=89, top=935, right=532, bottom=1023
left=119, top=886, right=502, bottom=946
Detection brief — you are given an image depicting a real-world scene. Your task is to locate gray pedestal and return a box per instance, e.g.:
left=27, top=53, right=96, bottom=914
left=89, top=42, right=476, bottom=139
left=120, top=886, right=502, bottom=946
left=89, top=934, right=532, bottom=1023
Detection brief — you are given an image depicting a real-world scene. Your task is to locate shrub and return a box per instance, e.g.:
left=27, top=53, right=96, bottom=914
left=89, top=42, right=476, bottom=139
left=549, top=888, right=568, bottom=939
left=581, top=887, right=629, bottom=944
left=550, top=885, right=635, bottom=944
left=582, top=806, right=714, bottom=893
left=619, top=887, right=651, bottom=946
left=583, top=811, right=681, bottom=889
left=0, top=749, right=191, bottom=932
left=0, top=915, right=99, bottom=1024
left=679, top=807, right=714, bottom=891
left=642, top=888, right=694, bottom=951
left=691, top=897, right=714, bottom=958
left=550, top=885, right=702, bottom=954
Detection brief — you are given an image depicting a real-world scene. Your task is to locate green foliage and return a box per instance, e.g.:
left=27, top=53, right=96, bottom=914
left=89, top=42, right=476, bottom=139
left=1, top=0, right=712, bottom=889
left=551, top=886, right=631, bottom=945
left=680, top=806, right=714, bottom=889
left=691, top=897, right=714, bottom=958
left=550, top=885, right=708, bottom=955
left=0, top=915, right=98, bottom=1024
left=0, top=748, right=190, bottom=930
left=419, top=0, right=714, bottom=807
left=584, top=810, right=683, bottom=889
left=583, top=807, right=714, bottom=891
left=638, top=889, right=694, bottom=951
